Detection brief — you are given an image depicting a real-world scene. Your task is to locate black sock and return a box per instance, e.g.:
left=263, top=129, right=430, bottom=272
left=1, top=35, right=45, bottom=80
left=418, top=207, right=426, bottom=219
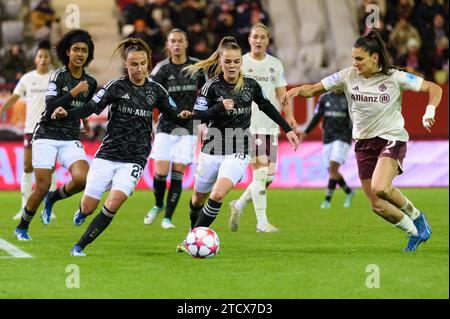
left=165, top=171, right=183, bottom=219
left=78, top=204, right=88, bottom=218
left=75, top=205, right=115, bottom=249
left=153, top=174, right=167, bottom=208
left=17, top=207, right=35, bottom=230
left=325, top=179, right=338, bottom=202
left=48, top=185, right=70, bottom=203
left=194, top=198, right=222, bottom=228
left=337, top=178, right=352, bottom=194
left=189, top=199, right=203, bottom=229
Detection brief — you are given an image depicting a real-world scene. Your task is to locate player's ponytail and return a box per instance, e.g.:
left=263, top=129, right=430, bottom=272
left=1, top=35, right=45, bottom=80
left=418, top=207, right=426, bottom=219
left=354, top=30, right=397, bottom=75
left=184, top=36, right=244, bottom=93
left=112, top=38, right=152, bottom=71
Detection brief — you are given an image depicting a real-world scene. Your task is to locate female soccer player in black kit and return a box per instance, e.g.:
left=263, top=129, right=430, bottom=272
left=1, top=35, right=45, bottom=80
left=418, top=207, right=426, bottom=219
left=15, top=29, right=96, bottom=241
left=177, top=36, right=299, bottom=252
left=144, top=29, right=207, bottom=229
left=52, top=38, right=192, bottom=256
left=301, top=90, right=355, bottom=209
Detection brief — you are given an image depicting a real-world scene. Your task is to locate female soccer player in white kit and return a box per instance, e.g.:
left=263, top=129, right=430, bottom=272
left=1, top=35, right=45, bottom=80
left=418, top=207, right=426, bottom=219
left=229, top=23, right=296, bottom=233
left=283, top=31, right=442, bottom=252
left=0, top=40, right=57, bottom=220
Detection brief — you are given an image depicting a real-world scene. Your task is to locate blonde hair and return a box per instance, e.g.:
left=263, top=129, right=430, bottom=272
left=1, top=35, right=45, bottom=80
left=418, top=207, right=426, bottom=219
left=184, top=36, right=244, bottom=93
left=250, top=23, right=271, bottom=39
left=111, top=38, right=152, bottom=71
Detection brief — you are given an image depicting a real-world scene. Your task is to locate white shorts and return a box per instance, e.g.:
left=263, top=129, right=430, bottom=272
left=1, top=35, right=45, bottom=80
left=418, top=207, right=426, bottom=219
left=84, top=158, right=143, bottom=199
left=32, top=139, right=88, bottom=170
left=150, top=133, right=197, bottom=165
left=323, top=140, right=351, bottom=168
left=194, top=152, right=250, bottom=193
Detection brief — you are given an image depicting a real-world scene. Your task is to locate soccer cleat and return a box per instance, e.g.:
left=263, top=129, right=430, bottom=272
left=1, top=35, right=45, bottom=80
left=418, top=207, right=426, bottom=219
left=403, top=235, right=422, bottom=252
left=229, top=200, right=242, bottom=232
left=13, top=209, right=23, bottom=220
left=70, top=245, right=86, bottom=257
left=176, top=240, right=188, bottom=253
left=320, top=200, right=331, bottom=209
left=143, top=205, right=163, bottom=225
left=41, top=192, right=54, bottom=225
left=414, top=211, right=432, bottom=241
left=161, top=218, right=175, bottom=229
left=404, top=211, right=432, bottom=252
left=15, top=228, right=32, bottom=241
left=256, top=223, right=279, bottom=233
left=73, top=209, right=86, bottom=226
left=343, top=191, right=355, bottom=208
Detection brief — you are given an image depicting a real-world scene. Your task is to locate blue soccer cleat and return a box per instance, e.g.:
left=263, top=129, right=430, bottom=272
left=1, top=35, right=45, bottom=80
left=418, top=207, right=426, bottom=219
left=41, top=192, right=54, bottom=226
left=414, top=211, right=432, bottom=241
left=403, top=212, right=432, bottom=252
left=73, top=209, right=86, bottom=226
left=70, top=245, right=86, bottom=257
left=15, top=228, right=32, bottom=241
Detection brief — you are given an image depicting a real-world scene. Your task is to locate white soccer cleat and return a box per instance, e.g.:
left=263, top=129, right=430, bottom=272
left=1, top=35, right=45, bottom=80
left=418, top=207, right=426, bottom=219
left=144, top=205, right=163, bottom=225
left=229, top=200, right=242, bottom=232
left=161, top=218, right=175, bottom=229
left=256, top=223, right=279, bottom=233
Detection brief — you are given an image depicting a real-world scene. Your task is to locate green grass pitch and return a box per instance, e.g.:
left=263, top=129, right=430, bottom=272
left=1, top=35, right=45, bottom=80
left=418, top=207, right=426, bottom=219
left=0, top=188, right=448, bottom=299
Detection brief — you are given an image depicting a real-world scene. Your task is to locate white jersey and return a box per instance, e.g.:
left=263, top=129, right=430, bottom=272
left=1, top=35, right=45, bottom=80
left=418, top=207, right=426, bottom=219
left=13, top=70, right=52, bottom=133
left=321, top=67, right=423, bottom=142
left=242, top=53, right=287, bottom=135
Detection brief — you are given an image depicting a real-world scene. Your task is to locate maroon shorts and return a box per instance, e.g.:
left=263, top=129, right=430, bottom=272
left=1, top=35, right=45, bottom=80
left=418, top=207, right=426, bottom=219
left=354, top=137, right=407, bottom=180
left=24, top=133, right=33, bottom=150
left=250, top=134, right=278, bottom=163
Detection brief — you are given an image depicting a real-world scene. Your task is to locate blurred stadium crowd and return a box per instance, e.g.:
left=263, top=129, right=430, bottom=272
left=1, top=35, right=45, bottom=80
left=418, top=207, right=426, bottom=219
left=0, top=0, right=448, bottom=140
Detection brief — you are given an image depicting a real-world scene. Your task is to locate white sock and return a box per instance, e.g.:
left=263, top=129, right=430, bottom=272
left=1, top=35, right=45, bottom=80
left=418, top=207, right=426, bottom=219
left=252, top=167, right=268, bottom=227
left=20, top=172, right=33, bottom=208
left=235, top=182, right=253, bottom=211
left=400, top=196, right=420, bottom=220
left=50, top=172, right=57, bottom=192
left=395, top=214, right=418, bottom=236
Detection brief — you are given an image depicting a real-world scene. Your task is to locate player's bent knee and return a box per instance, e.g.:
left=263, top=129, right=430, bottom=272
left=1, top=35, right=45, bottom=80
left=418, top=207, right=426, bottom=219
left=209, top=191, right=225, bottom=203
left=370, top=199, right=386, bottom=215
left=372, top=186, right=391, bottom=200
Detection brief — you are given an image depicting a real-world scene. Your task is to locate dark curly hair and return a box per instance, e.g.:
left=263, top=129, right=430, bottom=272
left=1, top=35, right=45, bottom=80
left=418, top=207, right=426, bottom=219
left=55, top=29, right=94, bottom=67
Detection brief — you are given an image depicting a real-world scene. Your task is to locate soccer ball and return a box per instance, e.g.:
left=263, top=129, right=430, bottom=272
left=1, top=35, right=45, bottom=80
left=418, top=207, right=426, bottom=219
left=184, top=227, right=220, bottom=258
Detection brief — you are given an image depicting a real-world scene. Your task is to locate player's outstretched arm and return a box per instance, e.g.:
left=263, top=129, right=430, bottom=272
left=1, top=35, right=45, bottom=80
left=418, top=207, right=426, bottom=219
left=282, top=82, right=327, bottom=105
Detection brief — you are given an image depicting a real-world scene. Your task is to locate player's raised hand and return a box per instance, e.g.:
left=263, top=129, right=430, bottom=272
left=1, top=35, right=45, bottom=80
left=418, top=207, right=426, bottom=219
left=177, top=110, right=193, bottom=119
left=71, top=80, right=89, bottom=97
left=422, top=105, right=436, bottom=132
left=51, top=106, right=68, bottom=120
left=286, top=131, right=300, bottom=151
left=223, top=98, right=235, bottom=110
